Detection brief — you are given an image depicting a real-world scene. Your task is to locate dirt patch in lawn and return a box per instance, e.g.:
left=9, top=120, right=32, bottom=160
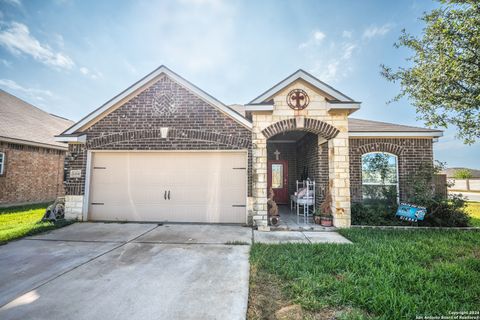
left=247, top=266, right=365, bottom=320
left=248, top=266, right=286, bottom=320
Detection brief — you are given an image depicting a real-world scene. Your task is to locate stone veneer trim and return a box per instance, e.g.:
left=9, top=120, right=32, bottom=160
left=261, top=118, right=340, bottom=140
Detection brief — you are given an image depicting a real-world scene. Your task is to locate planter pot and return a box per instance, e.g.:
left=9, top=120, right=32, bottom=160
left=320, top=217, right=333, bottom=227
left=314, top=216, right=321, bottom=224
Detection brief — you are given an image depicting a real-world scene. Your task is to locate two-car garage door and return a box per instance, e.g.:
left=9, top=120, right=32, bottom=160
left=88, top=151, right=247, bottom=223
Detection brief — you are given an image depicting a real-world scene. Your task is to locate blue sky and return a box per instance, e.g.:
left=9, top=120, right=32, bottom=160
left=0, top=0, right=478, bottom=168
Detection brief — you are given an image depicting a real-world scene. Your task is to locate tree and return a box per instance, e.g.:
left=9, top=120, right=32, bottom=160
left=381, top=0, right=480, bottom=144
left=453, top=168, right=473, bottom=190
left=453, top=168, right=473, bottom=179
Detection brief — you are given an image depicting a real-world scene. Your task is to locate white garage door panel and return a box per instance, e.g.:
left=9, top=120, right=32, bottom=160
left=88, top=152, right=247, bottom=223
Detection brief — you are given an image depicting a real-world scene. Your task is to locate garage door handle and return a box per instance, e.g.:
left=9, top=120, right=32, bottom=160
left=168, top=190, right=170, bottom=200
left=164, top=191, right=167, bottom=200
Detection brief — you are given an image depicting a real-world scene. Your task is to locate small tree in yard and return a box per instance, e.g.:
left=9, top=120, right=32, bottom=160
left=381, top=0, right=480, bottom=144
left=407, top=162, right=470, bottom=227
left=453, top=168, right=473, bottom=190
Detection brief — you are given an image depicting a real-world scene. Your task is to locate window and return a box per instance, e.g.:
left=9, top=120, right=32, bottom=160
left=0, top=152, right=4, bottom=175
left=271, top=164, right=283, bottom=188
left=361, top=152, right=398, bottom=202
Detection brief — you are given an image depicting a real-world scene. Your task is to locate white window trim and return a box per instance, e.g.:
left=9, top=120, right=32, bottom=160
left=0, top=152, right=5, bottom=175
left=361, top=152, right=399, bottom=203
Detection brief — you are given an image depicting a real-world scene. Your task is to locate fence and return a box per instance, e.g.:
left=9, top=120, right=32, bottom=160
left=433, top=174, right=448, bottom=198
left=449, top=178, right=480, bottom=192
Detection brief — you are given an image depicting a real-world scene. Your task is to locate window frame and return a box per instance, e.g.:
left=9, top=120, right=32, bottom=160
left=0, top=152, right=4, bottom=175
left=361, top=151, right=399, bottom=203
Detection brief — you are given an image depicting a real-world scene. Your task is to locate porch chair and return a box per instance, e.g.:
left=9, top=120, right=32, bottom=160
left=290, top=179, right=316, bottom=222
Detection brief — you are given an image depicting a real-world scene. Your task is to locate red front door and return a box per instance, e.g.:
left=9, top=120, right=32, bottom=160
left=267, top=160, right=288, bottom=204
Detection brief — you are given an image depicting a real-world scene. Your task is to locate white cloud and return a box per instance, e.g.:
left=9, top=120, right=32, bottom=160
left=0, top=22, right=75, bottom=69
left=123, top=59, right=137, bottom=74
left=299, top=30, right=326, bottom=49
left=362, top=24, right=392, bottom=39
left=0, top=58, right=11, bottom=67
left=313, top=31, right=326, bottom=41
left=0, top=79, right=55, bottom=103
left=317, top=60, right=340, bottom=82
left=179, top=0, right=223, bottom=7
left=140, top=0, right=236, bottom=73
left=79, top=66, right=102, bottom=79
left=79, top=66, right=89, bottom=75
left=342, top=30, right=352, bottom=38
left=342, top=43, right=357, bottom=60
left=307, top=40, right=359, bottom=83
left=2, top=0, right=22, bottom=7
left=300, top=24, right=392, bottom=82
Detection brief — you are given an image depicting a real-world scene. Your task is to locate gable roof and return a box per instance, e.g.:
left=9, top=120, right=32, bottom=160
left=349, top=118, right=443, bottom=137
left=59, top=66, right=252, bottom=138
left=249, top=69, right=357, bottom=104
left=0, top=90, right=73, bottom=150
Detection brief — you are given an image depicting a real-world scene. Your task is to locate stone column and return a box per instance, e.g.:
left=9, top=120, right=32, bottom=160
left=252, top=130, right=269, bottom=231
left=328, top=130, right=351, bottom=228
left=65, top=195, right=84, bottom=220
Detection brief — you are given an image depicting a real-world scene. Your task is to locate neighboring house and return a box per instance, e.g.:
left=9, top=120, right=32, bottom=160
left=0, top=90, right=74, bottom=206
left=57, top=66, right=442, bottom=228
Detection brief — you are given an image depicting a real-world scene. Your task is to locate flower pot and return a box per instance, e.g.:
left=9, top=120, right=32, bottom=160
left=314, top=216, right=321, bottom=224
left=320, top=217, right=333, bottom=227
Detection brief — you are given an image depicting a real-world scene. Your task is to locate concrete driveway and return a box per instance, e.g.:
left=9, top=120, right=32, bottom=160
left=0, top=223, right=252, bottom=320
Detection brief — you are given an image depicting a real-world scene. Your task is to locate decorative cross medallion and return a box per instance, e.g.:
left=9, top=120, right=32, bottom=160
left=274, top=149, right=281, bottom=160
left=286, top=89, right=309, bottom=110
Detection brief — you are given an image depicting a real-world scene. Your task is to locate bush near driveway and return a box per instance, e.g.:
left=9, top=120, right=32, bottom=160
left=0, top=203, right=72, bottom=244
left=249, top=229, right=480, bottom=320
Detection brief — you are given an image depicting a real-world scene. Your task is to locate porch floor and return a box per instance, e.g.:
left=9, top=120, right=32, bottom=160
left=272, top=205, right=336, bottom=231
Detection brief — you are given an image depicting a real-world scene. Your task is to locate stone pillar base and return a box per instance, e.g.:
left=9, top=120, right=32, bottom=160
left=333, top=214, right=351, bottom=228
left=65, top=195, right=84, bottom=221
left=257, top=225, right=271, bottom=232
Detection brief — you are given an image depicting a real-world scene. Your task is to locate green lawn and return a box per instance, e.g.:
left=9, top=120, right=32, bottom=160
left=249, top=229, right=480, bottom=319
left=0, top=203, right=72, bottom=244
left=466, top=202, right=480, bottom=227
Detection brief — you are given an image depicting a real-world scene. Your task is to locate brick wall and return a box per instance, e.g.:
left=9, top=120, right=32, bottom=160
left=64, top=74, right=252, bottom=196
left=295, top=134, right=328, bottom=206
left=349, top=138, right=434, bottom=202
left=64, top=144, right=87, bottom=196
left=266, top=133, right=329, bottom=208
left=0, top=141, right=65, bottom=206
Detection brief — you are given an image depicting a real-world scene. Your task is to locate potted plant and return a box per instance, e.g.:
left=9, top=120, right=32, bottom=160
left=313, top=210, right=322, bottom=224
left=320, top=213, right=333, bottom=227
left=319, top=191, right=333, bottom=226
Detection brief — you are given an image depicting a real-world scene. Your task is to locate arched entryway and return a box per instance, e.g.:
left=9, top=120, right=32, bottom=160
left=251, top=117, right=351, bottom=229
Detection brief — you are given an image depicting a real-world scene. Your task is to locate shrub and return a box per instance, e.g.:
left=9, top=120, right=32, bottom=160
left=407, top=162, right=470, bottom=227
left=351, top=202, right=402, bottom=226
left=352, top=161, right=471, bottom=227
left=421, top=194, right=470, bottom=227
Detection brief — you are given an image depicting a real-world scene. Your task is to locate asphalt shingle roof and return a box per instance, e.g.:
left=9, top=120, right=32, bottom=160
left=0, top=90, right=74, bottom=149
left=348, top=118, right=442, bottom=133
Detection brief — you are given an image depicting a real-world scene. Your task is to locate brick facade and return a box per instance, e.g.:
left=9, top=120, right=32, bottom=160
left=64, top=74, right=252, bottom=198
left=61, top=68, right=438, bottom=227
left=296, top=134, right=329, bottom=206
left=349, top=137, right=434, bottom=202
left=0, top=141, right=65, bottom=206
